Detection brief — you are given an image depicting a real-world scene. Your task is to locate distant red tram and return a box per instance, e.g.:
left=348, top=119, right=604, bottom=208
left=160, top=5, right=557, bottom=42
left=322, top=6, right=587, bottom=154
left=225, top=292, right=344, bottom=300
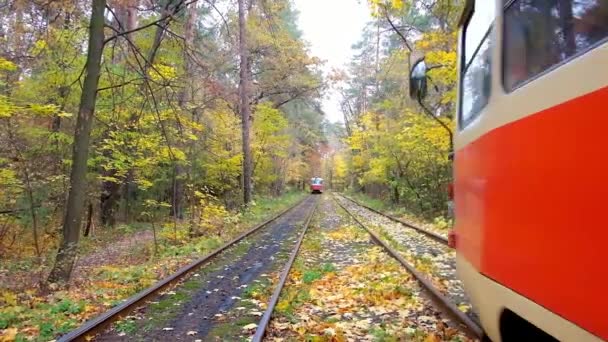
left=450, top=1, right=608, bottom=341
left=310, top=177, right=323, bottom=194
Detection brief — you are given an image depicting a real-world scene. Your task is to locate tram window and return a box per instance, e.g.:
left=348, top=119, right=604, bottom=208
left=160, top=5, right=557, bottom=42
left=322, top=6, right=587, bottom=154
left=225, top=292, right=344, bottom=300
left=504, top=0, right=608, bottom=91
left=460, top=1, right=495, bottom=129
left=461, top=31, right=493, bottom=127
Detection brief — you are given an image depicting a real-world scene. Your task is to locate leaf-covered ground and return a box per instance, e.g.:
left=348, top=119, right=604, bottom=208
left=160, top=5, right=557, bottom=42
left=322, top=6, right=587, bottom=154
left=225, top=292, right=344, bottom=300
left=343, top=193, right=450, bottom=238
left=265, top=195, right=473, bottom=342
left=334, top=195, right=474, bottom=320
left=0, top=192, right=306, bottom=342
left=97, top=197, right=317, bottom=341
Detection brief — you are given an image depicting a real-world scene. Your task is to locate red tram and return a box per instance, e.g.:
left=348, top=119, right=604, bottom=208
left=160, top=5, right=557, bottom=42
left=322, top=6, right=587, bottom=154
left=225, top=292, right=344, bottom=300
left=310, top=177, right=323, bottom=194
left=413, top=1, right=608, bottom=341
left=454, top=1, right=607, bottom=341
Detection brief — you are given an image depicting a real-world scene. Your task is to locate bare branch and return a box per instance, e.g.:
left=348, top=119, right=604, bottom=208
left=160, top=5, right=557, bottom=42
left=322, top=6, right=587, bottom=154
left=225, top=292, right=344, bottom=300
left=382, top=7, right=413, bottom=52
left=103, top=0, right=195, bottom=45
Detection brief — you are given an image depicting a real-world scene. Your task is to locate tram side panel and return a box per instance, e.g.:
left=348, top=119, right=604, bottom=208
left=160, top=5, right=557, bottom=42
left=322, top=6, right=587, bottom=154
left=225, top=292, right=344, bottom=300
left=454, top=0, right=608, bottom=340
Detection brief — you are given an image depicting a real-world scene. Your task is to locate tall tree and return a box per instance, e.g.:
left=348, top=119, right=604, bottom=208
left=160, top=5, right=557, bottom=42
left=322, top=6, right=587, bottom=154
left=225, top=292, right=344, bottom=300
left=47, top=0, right=106, bottom=285
left=238, top=0, right=253, bottom=204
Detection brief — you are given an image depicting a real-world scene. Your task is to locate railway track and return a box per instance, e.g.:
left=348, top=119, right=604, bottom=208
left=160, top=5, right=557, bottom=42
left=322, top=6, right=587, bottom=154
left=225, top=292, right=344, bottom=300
left=338, top=193, right=448, bottom=244
left=57, top=195, right=317, bottom=342
left=251, top=197, right=317, bottom=341
left=332, top=194, right=484, bottom=340
left=334, top=194, right=470, bottom=308
left=58, top=193, right=482, bottom=341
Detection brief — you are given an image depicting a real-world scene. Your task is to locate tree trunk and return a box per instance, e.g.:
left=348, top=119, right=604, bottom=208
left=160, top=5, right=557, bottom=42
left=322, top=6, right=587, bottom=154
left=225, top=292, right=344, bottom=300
left=152, top=221, right=158, bottom=255
left=23, top=169, right=41, bottom=260
left=172, top=3, right=197, bottom=220
left=239, top=0, right=252, bottom=205
left=47, top=0, right=106, bottom=285
left=558, top=0, right=576, bottom=56
left=100, top=173, right=120, bottom=227
left=84, top=202, right=93, bottom=237
left=123, top=174, right=136, bottom=223
left=110, top=0, right=139, bottom=63
left=171, top=164, right=184, bottom=218
left=392, top=184, right=400, bottom=204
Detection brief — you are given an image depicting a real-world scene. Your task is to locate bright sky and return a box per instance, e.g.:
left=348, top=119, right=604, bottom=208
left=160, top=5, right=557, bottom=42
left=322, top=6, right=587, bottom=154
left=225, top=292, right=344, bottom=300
left=293, top=0, right=372, bottom=123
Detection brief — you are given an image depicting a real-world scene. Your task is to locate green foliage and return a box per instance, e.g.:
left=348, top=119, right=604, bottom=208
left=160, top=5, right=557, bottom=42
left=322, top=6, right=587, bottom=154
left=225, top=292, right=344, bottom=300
left=96, top=265, right=157, bottom=293
left=115, top=318, right=138, bottom=334
left=302, top=263, right=336, bottom=284
left=158, top=235, right=223, bottom=258
left=0, top=311, right=17, bottom=329
left=242, top=277, right=272, bottom=300
left=302, top=270, right=323, bottom=284
left=0, top=295, right=86, bottom=342
left=49, top=299, right=84, bottom=315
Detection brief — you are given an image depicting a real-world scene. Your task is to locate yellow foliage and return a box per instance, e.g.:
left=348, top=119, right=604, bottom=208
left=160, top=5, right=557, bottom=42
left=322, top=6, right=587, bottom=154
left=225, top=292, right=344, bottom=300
left=368, top=0, right=404, bottom=15
left=0, top=291, right=17, bottom=306
left=0, top=96, right=16, bottom=118
left=190, top=192, right=231, bottom=235
left=148, top=64, right=177, bottom=82
left=331, top=154, right=348, bottom=186
left=0, top=58, right=16, bottom=72
left=202, top=103, right=242, bottom=192
left=30, top=40, right=47, bottom=55
left=252, top=103, right=289, bottom=189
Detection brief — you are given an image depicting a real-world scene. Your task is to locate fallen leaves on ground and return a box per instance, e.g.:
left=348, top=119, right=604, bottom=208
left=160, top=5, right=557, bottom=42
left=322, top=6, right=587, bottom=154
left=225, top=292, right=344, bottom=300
left=266, top=214, right=472, bottom=342
left=338, top=196, right=474, bottom=314
left=0, top=194, right=307, bottom=342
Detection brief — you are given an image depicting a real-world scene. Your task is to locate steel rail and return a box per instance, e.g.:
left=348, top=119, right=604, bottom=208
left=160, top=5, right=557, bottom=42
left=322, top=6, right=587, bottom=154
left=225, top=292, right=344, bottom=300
left=252, top=197, right=319, bottom=342
left=332, top=195, right=484, bottom=340
left=337, top=193, right=448, bottom=245
left=57, top=195, right=311, bottom=342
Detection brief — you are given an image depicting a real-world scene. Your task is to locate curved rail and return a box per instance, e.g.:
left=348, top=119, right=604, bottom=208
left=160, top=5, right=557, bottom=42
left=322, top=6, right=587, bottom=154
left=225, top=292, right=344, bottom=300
left=252, top=197, right=318, bottom=342
left=337, top=193, right=448, bottom=245
left=57, top=195, right=311, bottom=342
left=332, top=195, right=484, bottom=340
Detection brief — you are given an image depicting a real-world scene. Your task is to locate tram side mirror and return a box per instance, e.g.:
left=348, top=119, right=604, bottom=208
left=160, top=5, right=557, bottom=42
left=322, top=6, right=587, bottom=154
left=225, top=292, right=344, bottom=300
left=409, top=57, right=428, bottom=100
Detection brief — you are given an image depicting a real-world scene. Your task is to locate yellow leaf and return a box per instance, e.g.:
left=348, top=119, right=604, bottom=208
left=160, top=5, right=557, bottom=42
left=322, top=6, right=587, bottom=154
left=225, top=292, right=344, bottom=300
left=242, top=323, right=257, bottom=330
left=0, top=291, right=17, bottom=306
left=0, top=328, right=17, bottom=342
left=458, top=304, right=470, bottom=312
left=0, top=58, right=16, bottom=72
left=58, top=111, right=73, bottom=118
left=424, top=333, right=440, bottom=342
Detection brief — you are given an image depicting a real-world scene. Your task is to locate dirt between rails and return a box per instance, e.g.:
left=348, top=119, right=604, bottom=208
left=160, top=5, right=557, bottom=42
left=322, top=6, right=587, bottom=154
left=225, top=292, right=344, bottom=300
left=95, top=196, right=318, bottom=342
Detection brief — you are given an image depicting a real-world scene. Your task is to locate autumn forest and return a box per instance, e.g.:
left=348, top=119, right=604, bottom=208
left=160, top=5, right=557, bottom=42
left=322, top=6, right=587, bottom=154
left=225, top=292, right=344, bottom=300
left=0, top=0, right=461, bottom=340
